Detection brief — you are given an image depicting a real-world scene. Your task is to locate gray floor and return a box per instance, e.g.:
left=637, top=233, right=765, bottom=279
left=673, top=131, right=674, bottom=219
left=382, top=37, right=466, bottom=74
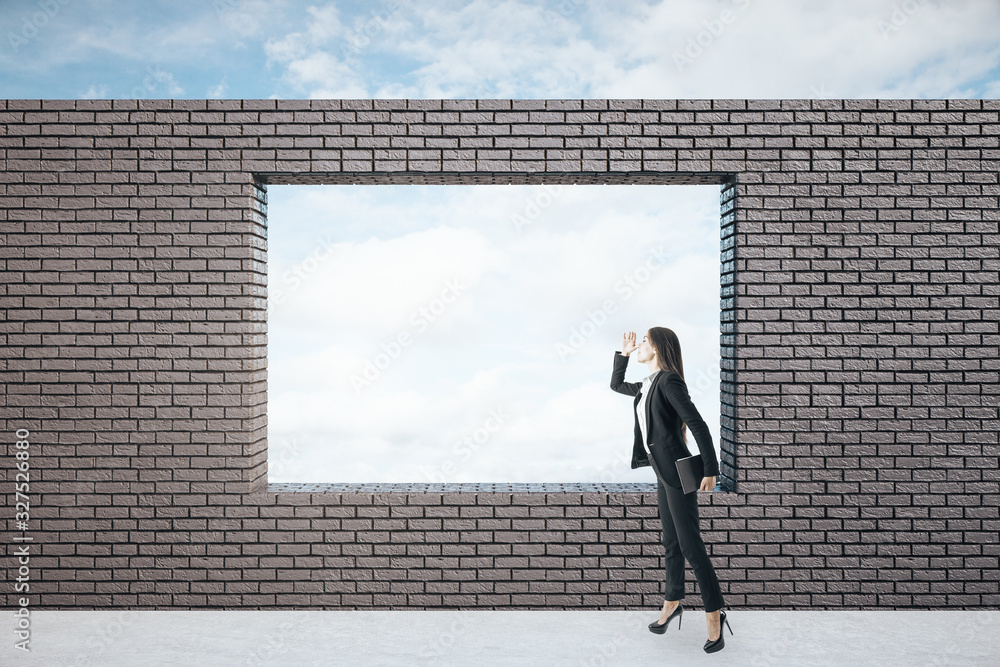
left=3, top=609, right=998, bottom=666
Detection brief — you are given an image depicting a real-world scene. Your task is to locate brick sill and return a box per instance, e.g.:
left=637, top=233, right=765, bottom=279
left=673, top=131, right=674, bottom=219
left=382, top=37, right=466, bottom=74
left=261, top=482, right=738, bottom=494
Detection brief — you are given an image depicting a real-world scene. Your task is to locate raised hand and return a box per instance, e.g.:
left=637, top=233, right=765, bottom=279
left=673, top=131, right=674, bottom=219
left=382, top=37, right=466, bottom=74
left=621, top=331, right=637, bottom=356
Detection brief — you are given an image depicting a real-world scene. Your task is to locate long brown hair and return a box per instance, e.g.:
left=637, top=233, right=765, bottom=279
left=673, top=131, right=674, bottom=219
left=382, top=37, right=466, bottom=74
left=646, top=326, right=687, bottom=444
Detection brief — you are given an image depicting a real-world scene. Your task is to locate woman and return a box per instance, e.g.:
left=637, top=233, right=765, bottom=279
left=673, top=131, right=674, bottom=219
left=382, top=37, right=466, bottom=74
left=610, top=328, right=733, bottom=654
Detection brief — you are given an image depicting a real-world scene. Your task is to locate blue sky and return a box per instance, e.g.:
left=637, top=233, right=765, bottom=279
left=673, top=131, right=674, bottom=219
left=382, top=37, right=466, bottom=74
left=264, top=184, right=721, bottom=483
left=4, top=0, right=999, bottom=483
left=4, top=0, right=1000, bottom=100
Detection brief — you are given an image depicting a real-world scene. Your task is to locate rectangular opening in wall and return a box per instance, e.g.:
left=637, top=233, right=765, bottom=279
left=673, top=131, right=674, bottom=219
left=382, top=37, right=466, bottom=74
left=255, top=174, right=736, bottom=491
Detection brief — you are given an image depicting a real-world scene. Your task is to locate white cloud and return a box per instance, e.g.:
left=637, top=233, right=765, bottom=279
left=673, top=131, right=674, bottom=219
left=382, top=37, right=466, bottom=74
left=0, top=0, right=292, bottom=83
left=7, top=1, right=1000, bottom=100
left=281, top=51, right=370, bottom=98
left=264, top=184, right=724, bottom=483
left=270, top=225, right=504, bottom=339
left=110, top=66, right=185, bottom=98
left=79, top=83, right=108, bottom=99
left=262, top=4, right=376, bottom=97
left=603, top=0, right=1000, bottom=97
left=215, top=0, right=285, bottom=40
left=258, top=0, right=1000, bottom=99
left=208, top=76, right=228, bottom=98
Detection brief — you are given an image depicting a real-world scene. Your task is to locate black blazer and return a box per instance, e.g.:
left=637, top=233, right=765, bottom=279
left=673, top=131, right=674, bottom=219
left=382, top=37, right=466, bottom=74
left=610, top=350, right=720, bottom=488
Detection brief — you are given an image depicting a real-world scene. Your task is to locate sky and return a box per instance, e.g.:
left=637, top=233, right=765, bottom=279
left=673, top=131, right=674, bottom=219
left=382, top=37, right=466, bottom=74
left=4, top=0, right=1000, bottom=100
left=3, top=0, right=999, bottom=484
left=265, top=183, right=721, bottom=484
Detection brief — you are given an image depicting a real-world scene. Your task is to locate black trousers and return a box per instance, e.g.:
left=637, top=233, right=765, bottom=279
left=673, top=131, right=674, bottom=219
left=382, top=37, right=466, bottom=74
left=655, top=477, right=725, bottom=613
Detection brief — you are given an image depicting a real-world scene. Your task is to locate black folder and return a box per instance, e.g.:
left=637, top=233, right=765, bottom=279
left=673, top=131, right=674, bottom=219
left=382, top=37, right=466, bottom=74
left=674, top=453, right=704, bottom=494
left=647, top=444, right=705, bottom=495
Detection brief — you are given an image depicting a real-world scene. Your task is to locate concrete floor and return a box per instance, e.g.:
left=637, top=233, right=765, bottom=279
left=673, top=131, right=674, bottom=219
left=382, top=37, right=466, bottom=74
left=3, top=609, right=998, bottom=666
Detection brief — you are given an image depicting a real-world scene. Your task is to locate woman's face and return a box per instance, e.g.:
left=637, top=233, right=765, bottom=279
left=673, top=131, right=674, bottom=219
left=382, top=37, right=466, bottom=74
left=636, top=331, right=656, bottom=363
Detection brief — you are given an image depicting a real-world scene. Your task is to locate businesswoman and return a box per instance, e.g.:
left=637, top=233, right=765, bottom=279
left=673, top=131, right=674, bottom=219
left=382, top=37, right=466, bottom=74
left=610, top=327, right=733, bottom=654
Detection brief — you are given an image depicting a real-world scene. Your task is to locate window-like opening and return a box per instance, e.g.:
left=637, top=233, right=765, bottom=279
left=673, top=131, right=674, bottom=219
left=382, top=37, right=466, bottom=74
left=252, top=173, right=737, bottom=492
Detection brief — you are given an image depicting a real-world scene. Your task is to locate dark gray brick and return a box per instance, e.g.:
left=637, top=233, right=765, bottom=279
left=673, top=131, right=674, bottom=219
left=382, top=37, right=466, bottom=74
left=0, top=97, right=996, bottom=612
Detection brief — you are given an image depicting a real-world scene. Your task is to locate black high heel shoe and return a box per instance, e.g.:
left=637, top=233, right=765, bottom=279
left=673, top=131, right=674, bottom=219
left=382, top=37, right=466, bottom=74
left=648, top=602, right=683, bottom=634
left=703, top=609, right=732, bottom=653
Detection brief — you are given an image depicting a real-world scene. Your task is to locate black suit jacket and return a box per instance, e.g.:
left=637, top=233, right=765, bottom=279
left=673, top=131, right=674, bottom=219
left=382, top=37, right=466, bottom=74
left=610, top=350, right=720, bottom=487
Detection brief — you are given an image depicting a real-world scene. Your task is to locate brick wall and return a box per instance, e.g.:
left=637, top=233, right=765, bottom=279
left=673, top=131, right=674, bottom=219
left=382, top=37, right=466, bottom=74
left=1, top=98, right=997, bottom=609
